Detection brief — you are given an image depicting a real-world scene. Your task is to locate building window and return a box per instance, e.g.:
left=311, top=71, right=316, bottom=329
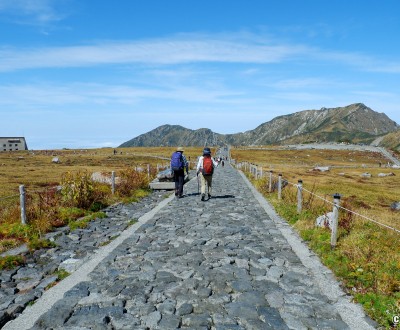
left=15, top=144, right=18, bottom=146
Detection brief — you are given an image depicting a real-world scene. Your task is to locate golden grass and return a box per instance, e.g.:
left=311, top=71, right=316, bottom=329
left=0, top=146, right=208, bottom=252
left=0, top=147, right=205, bottom=198
left=232, top=147, right=399, bottom=230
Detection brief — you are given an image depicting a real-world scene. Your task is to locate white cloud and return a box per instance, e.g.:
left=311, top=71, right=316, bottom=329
left=273, top=78, right=337, bottom=89
left=0, top=32, right=399, bottom=74
left=0, top=81, right=251, bottom=109
left=0, top=35, right=309, bottom=72
left=0, top=0, right=68, bottom=25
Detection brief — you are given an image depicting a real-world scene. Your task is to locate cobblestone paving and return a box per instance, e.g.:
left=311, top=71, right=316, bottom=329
left=5, top=164, right=376, bottom=329
left=0, top=192, right=170, bottom=328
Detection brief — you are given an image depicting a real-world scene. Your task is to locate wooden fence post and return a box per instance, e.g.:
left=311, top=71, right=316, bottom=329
left=260, top=166, right=263, bottom=178
left=111, top=171, right=115, bottom=195
left=330, top=193, right=341, bottom=249
left=278, top=174, right=282, bottom=200
left=19, top=185, right=26, bottom=225
left=269, top=170, right=273, bottom=193
left=147, top=164, right=150, bottom=179
left=297, top=179, right=303, bottom=214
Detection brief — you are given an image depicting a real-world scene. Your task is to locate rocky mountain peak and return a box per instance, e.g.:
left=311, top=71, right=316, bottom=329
left=119, top=103, right=399, bottom=147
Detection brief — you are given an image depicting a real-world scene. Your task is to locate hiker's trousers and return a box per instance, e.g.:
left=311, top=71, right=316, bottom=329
left=173, top=169, right=185, bottom=196
left=199, top=173, right=213, bottom=195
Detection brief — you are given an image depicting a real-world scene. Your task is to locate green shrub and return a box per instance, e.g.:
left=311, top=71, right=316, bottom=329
left=0, top=255, right=25, bottom=270
left=59, top=207, right=87, bottom=221
left=68, top=211, right=106, bottom=231
left=61, top=171, right=95, bottom=208
left=27, top=238, right=56, bottom=251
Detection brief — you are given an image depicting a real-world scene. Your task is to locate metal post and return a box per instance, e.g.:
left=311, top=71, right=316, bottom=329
left=297, top=179, right=303, bottom=214
left=260, top=166, right=263, bottom=178
left=330, top=193, right=341, bottom=249
left=147, top=164, right=150, bottom=179
left=19, top=185, right=26, bottom=225
left=111, top=171, right=115, bottom=195
left=278, top=174, right=282, bottom=200
left=269, top=170, right=273, bottom=193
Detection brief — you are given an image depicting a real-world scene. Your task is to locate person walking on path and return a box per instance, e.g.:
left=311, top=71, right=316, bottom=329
left=196, top=147, right=219, bottom=201
left=170, top=147, right=189, bottom=198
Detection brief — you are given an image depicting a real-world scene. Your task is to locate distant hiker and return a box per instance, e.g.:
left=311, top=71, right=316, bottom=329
left=170, top=147, right=189, bottom=198
left=221, top=160, right=225, bottom=167
left=196, top=147, right=219, bottom=201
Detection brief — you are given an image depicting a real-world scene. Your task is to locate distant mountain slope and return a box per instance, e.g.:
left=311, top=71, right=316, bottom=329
left=379, top=130, right=400, bottom=151
left=119, top=125, right=226, bottom=147
left=119, top=103, right=399, bottom=147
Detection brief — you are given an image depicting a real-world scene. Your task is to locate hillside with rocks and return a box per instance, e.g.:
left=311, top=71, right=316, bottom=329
left=119, top=103, right=399, bottom=147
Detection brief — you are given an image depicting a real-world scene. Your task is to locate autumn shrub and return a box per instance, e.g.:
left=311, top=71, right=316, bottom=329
left=25, top=187, right=61, bottom=237
left=116, top=168, right=151, bottom=197
left=61, top=171, right=96, bottom=208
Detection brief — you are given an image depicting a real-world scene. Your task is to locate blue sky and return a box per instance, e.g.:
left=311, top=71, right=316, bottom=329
left=1, top=0, right=399, bottom=150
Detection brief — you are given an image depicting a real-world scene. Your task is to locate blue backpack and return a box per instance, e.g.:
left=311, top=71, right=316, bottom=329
left=171, top=152, right=183, bottom=171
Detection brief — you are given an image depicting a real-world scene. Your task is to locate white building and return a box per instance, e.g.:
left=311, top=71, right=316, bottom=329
left=0, top=137, right=28, bottom=152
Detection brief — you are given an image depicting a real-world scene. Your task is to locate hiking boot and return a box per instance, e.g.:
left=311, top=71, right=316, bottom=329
left=208, top=194, right=211, bottom=199
left=201, top=194, right=205, bottom=201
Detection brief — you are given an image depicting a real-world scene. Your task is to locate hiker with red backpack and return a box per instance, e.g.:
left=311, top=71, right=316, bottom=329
left=196, top=147, right=219, bottom=201
left=170, top=147, right=189, bottom=198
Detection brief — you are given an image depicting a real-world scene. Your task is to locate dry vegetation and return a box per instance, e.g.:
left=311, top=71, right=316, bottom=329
left=1, top=145, right=398, bottom=327
left=231, top=146, right=400, bottom=328
left=0, top=147, right=202, bottom=197
left=0, top=147, right=204, bottom=255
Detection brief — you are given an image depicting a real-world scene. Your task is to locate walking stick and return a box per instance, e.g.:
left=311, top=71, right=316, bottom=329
left=197, top=172, right=199, bottom=195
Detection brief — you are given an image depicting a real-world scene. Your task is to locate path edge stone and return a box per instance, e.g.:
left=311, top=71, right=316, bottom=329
left=2, top=190, right=178, bottom=330
left=237, top=170, right=377, bottom=330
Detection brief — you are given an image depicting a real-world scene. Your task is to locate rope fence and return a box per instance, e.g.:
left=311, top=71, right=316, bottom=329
left=0, top=164, right=161, bottom=226
left=234, top=160, right=400, bottom=248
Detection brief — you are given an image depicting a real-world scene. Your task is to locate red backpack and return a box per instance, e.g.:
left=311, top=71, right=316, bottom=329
left=202, top=155, right=214, bottom=176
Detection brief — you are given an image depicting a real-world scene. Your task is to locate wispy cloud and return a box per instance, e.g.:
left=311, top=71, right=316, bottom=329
left=1, top=32, right=399, bottom=74
left=273, top=78, right=338, bottom=90
left=0, top=82, right=247, bottom=109
left=0, top=34, right=309, bottom=71
left=0, top=0, right=68, bottom=25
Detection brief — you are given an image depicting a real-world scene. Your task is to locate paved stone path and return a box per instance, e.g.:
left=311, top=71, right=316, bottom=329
left=3, top=163, right=377, bottom=329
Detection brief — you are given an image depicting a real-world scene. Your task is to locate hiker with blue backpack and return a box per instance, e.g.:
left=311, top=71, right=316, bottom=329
left=170, top=147, right=189, bottom=198
left=196, top=147, right=219, bottom=201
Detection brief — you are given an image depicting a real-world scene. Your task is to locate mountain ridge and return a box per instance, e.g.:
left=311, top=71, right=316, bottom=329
left=119, top=103, right=399, bottom=148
